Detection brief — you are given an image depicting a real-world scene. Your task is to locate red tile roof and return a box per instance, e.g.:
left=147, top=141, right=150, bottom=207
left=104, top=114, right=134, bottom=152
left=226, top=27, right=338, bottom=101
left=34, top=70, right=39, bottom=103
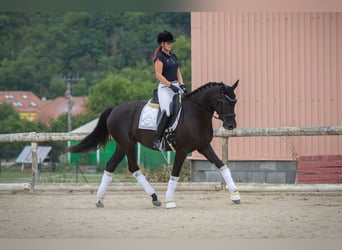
left=0, top=91, right=87, bottom=124
left=34, top=96, right=87, bottom=124
left=0, top=91, right=43, bottom=113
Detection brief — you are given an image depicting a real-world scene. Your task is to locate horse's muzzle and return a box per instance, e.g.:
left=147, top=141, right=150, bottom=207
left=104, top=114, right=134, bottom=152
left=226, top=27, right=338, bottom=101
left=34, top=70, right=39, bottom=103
left=223, top=121, right=236, bottom=130
left=222, top=114, right=236, bottom=130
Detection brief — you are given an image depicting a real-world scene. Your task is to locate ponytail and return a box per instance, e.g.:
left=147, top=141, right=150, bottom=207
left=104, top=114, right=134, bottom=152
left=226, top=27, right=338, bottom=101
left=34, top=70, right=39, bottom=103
left=152, top=46, right=162, bottom=63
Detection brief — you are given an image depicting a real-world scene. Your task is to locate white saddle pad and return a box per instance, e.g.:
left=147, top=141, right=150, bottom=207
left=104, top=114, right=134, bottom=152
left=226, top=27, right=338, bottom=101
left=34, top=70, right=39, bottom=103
left=138, top=103, right=181, bottom=131
left=138, top=104, right=159, bottom=130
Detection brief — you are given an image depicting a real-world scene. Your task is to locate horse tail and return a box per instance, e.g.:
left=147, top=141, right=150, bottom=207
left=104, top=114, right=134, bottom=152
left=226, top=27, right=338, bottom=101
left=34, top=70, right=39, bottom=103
left=68, top=107, right=113, bottom=153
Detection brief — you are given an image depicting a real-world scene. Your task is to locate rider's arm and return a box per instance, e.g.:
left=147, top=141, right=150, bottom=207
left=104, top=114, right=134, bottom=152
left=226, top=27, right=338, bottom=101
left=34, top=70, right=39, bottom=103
left=177, top=68, right=184, bottom=86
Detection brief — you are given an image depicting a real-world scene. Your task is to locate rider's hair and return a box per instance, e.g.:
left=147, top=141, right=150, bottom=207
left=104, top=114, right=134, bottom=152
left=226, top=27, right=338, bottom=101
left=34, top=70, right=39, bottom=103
left=152, top=46, right=162, bottom=63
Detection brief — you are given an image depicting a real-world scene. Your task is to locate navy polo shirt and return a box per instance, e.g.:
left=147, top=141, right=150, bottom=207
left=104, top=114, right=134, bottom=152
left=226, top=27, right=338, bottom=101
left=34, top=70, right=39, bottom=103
left=154, top=51, right=179, bottom=82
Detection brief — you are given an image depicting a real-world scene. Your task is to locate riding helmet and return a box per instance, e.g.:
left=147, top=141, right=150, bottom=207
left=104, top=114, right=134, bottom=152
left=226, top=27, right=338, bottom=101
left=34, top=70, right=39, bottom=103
left=157, top=31, right=175, bottom=44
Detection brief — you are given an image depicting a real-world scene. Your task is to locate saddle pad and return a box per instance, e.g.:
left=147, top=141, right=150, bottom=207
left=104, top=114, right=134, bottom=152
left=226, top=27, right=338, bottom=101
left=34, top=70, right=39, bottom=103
left=138, top=103, right=182, bottom=131
left=138, top=104, right=159, bottom=130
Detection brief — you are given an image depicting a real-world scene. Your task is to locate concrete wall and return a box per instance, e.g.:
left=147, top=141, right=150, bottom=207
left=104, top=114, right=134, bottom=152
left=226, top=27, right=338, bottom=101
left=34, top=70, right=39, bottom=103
left=190, top=160, right=297, bottom=183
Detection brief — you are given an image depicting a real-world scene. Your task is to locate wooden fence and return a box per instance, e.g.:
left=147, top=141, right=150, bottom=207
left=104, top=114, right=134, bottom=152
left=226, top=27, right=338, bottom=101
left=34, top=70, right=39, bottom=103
left=213, top=126, right=342, bottom=163
left=1, top=126, right=342, bottom=188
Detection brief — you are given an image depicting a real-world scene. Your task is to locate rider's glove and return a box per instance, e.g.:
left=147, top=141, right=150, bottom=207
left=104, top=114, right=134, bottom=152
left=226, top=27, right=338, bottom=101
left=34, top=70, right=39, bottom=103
left=180, top=84, right=188, bottom=94
left=169, top=84, right=180, bottom=93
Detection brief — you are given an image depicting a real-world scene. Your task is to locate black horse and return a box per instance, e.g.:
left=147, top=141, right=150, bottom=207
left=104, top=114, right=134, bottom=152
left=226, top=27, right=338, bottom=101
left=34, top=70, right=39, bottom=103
left=69, top=80, right=240, bottom=208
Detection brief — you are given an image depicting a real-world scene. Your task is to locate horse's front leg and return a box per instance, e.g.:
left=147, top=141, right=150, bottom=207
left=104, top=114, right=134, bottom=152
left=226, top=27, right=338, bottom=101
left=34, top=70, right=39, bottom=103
left=198, top=144, right=240, bottom=204
left=165, top=152, right=187, bottom=209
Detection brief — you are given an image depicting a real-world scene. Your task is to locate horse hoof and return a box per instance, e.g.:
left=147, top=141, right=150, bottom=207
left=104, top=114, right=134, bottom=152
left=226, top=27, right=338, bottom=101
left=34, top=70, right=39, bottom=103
left=230, top=191, right=241, bottom=204
left=166, top=201, right=177, bottom=209
left=152, top=200, right=162, bottom=207
left=96, top=199, right=104, bottom=208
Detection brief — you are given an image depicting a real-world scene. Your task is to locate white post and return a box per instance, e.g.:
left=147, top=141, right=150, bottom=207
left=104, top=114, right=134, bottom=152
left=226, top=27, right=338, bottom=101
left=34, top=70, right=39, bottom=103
left=137, top=143, right=141, bottom=165
left=167, top=151, right=171, bottom=165
left=96, top=148, right=100, bottom=165
left=67, top=141, right=71, bottom=163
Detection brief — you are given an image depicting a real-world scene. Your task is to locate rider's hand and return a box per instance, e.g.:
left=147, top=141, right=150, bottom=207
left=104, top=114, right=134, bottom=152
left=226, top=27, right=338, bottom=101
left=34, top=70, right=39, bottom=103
left=180, top=84, right=188, bottom=94
left=169, top=84, right=179, bottom=93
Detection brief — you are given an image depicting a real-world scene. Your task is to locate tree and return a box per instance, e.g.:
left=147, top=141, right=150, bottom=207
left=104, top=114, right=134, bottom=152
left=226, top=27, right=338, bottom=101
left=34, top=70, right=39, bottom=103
left=87, top=73, right=130, bottom=114
left=172, top=34, right=191, bottom=90
left=0, top=12, right=190, bottom=99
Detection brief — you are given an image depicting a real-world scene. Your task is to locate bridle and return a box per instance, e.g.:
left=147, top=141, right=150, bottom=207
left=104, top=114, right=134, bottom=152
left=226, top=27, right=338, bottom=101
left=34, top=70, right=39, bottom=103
left=213, top=91, right=237, bottom=122
left=187, top=85, right=237, bottom=121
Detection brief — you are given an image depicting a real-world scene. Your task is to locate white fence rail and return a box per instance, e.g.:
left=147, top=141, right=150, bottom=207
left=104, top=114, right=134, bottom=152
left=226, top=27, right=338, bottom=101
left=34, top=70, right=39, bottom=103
left=0, top=132, right=87, bottom=142
left=1, top=126, right=342, bottom=189
left=213, top=126, right=342, bottom=137
left=213, top=126, right=342, bottom=163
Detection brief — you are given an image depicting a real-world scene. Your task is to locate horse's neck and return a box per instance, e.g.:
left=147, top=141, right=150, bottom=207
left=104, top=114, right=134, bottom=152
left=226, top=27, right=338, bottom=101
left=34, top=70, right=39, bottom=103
left=189, top=87, right=219, bottom=114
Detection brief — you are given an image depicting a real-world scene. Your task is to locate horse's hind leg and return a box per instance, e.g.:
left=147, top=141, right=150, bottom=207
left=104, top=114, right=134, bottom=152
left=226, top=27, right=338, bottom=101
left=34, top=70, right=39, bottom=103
left=126, top=144, right=161, bottom=207
left=96, top=146, right=125, bottom=208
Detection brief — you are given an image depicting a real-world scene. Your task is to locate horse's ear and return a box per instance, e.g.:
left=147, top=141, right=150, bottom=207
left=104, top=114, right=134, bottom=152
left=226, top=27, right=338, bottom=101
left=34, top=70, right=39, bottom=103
left=232, top=79, right=239, bottom=89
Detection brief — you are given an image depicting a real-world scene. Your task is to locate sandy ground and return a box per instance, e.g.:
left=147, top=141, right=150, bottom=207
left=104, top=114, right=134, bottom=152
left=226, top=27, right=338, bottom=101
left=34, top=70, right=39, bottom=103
left=0, top=189, right=341, bottom=239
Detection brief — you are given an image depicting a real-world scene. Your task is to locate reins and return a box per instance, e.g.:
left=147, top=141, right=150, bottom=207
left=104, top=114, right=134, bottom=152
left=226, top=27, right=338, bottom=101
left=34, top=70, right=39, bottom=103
left=187, top=96, right=214, bottom=117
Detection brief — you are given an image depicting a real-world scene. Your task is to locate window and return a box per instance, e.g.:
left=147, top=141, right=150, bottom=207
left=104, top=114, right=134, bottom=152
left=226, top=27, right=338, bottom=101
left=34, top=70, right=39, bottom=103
left=13, top=101, right=23, bottom=107
left=4, top=94, right=14, bottom=99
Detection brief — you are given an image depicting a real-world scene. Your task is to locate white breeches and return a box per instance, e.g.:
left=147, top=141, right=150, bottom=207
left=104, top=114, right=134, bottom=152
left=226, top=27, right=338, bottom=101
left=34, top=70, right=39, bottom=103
left=158, top=82, right=180, bottom=116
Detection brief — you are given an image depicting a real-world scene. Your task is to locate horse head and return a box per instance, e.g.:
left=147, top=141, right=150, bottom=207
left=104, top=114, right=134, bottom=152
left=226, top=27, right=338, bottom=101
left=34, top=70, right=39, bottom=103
left=215, top=80, right=239, bottom=130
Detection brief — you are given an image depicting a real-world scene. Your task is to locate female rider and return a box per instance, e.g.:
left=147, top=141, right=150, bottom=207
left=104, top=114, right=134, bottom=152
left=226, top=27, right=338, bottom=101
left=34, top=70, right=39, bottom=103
left=152, top=31, right=187, bottom=149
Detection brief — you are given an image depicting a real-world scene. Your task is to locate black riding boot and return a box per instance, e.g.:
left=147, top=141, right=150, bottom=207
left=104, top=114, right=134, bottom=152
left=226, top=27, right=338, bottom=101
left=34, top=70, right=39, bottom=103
left=153, top=111, right=170, bottom=150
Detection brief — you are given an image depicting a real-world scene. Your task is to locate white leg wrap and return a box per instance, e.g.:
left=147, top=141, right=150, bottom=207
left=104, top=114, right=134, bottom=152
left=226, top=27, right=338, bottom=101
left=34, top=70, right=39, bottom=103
left=97, top=170, right=113, bottom=199
left=220, top=165, right=237, bottom=192
left=133, top=170, right=155, bottom=196
left=165, top=176, right=179, bottom=202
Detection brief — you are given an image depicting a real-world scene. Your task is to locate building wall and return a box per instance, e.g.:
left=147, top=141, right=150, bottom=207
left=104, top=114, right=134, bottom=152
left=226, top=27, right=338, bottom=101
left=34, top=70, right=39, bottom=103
left=19, top=112, right=37, bottom=121
left=191, top=12, right=342, bottom=161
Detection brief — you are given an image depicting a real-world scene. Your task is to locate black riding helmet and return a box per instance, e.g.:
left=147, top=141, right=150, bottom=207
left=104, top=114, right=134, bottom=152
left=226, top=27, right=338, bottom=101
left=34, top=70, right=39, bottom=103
left=157, top=31, right=175, bottom=44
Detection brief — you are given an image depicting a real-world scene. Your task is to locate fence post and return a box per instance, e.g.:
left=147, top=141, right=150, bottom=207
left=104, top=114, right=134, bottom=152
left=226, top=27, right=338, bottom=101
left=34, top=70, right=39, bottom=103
left=221, top=137, right=229, bottom=189
left=76, top=161, right=79, bottom=183
left=222, top=137, right=229, bottom=164
left=31, top=142, right=39, bottom=189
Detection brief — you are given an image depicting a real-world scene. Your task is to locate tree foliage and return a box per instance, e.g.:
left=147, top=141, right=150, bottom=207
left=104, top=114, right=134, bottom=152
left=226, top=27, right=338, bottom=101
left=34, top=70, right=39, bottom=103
left=0, top=12, right=190, bottom=103
left=0, top=12, right=191, bottom=139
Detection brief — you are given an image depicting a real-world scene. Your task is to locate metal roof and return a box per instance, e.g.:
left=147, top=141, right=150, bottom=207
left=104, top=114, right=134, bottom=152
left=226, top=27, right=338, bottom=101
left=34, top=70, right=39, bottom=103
left=16, top=146, right=52, bottom=164
left=71, top=118, right=98, bottom=133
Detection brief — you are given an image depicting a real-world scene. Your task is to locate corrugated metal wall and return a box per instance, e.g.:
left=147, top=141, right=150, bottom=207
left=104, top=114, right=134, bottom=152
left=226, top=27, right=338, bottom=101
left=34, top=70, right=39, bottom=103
left=191, top=12, right=342, bottom=160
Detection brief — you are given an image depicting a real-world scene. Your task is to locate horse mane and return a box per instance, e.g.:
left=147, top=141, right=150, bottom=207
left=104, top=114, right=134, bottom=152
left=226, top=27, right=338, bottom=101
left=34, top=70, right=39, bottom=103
left=185, top=82, right=223, bottom=98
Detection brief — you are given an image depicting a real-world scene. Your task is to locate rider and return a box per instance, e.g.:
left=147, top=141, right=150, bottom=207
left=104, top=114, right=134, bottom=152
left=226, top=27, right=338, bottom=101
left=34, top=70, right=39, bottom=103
left=152, top=30, right=187, bottom=150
